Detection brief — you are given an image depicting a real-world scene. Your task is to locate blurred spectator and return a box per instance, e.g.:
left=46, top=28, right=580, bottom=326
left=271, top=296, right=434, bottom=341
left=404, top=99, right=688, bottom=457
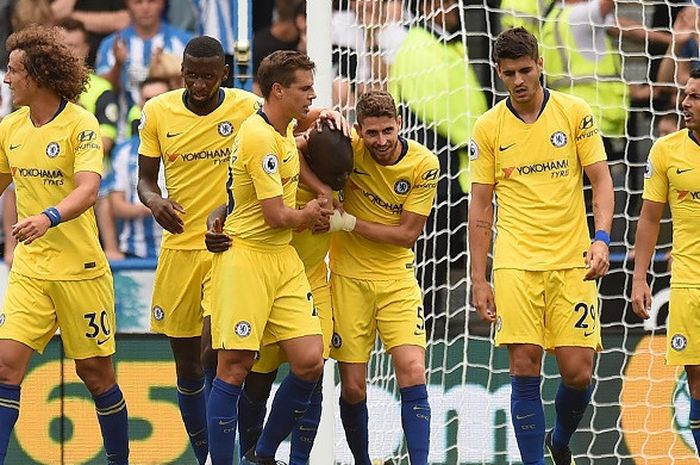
left=499, top=0, right=550, bottom=39
left=389, top=0, right=488, bottom=320
left=11, top=0, right=53, bottom=31
left=148, top=48, right=184, bottom=89
left=166, top=0, right=197, bottom=33
left=540, top=0, right=671, bottom=162
left=332, top=0, right=408, bottom=107
left=252, top=0, right=303, bottom=83
left=657, top=6, right=700, bottom=102
left=50, top=0, right=130, bottom=67
left=106, top=77, right=169, bottom=259
left=656, top=112, right=683, bottom=138
left=96, top=0, right=191, bottom=132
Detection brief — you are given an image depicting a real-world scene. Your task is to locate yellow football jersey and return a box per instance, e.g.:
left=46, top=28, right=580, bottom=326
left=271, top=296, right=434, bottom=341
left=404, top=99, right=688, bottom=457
left=330, top=133, right=439, bottom=280
left=224, top=111, right=299, bottom=247
left=139, top=88, right=261, bottom=250
left=0, top=101, right=107, bottom=280
left=470, top=89, right=606, bottom=270
left=643, top=129, right=700, bottom=288
left=290, top=183, right=332, bottom=270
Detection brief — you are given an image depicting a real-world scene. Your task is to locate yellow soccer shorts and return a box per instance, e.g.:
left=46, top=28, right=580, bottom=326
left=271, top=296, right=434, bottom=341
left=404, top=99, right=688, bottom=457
left=210, top=242, right=322, bottom=352
left=0, top=270, right=116, bottom=359
left=252, top=260, right=333, bottom=373
left=329, top=274, right=425, bottom=363
left=666, top=287, right=700, bottom=366
left=493, top=268, right=601, bottom=351
left=151, top=248, right=213, bottom=338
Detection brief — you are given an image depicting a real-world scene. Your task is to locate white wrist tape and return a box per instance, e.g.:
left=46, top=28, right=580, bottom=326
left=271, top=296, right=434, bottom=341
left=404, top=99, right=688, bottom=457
left=329, top=210, right=357, bottom=232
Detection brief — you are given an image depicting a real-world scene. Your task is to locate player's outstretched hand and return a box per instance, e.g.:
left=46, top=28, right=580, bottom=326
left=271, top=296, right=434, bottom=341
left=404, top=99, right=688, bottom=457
left=205, top=218, right=231, bottom=253
left=12, top=214, right=51, bottom=245
left=631, top=278, right=652, bottom=320
left=318, top=109, right=350, bottom=137
left=584, top=241, right=610, bottom=281
left=148, top=196, right=185, bottom=234
left=472, top=280, right=497, bottom=323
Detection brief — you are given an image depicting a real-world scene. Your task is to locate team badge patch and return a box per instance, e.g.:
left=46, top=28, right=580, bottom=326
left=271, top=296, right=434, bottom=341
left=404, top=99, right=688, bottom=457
left=235, top=321, right=252, bottom=337
left=331, top=332, right=342, bottom=349
left=496, top=316, right=503, bottom=332
left=0, top=313, right=5, bottom=327
left=45, top=142, right=60, bottom=158
left=262, top=154, right=279, bottom=174
left=218, top=121, right=233, bottom=137
left=138, top=112, right=146, bottom=132
left=394, top=178, right=411, bottom=195
left=550, top=131, right=568, bottom=148
left=644, top=159, right=653, bottom=179
left=152, top=306, right=164, bottom=321
left=468, top=139, right=479, bottom=161
left=671, top=334, right=687, bottom=351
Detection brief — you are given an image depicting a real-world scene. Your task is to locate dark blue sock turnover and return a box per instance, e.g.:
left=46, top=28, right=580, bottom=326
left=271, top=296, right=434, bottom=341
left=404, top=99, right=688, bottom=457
left=237, top=389, right=268, bottom=458
left=207, top=378, right=241, bottom=465
left=290, top=381, right=323, bottom=465
left=400, top=384, right=431, bottom=465
left=255, top=372, right=317, bottom=459
left=177, top=377, right=208, bottom=465
left=339, top=397, right=371, bottom=465
left=511, top=376, right=545, bottom=465
left=93, top=384, right=129, bottom=465
left=690, top=397, right=700, bottom=455
left=0, top=383, right=20, bottom=465
left=552, top=382, right=593, bottom=450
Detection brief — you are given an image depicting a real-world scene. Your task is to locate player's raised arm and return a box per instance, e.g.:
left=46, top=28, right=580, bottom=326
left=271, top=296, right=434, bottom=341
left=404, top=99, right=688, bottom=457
left=583, top=160, right=614, bottom=280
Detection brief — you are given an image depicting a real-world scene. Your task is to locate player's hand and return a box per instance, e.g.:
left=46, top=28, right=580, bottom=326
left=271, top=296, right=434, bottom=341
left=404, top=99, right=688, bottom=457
left=113, top=34, right=128, bottom=66
left=318, top=109, right=350, bottom=137
left=584, top=241, right=610, bottom=281
left=205, top=218, right=232, bottom=253
left=631, top=278, right=652, bottom=320
left=12, top=214, right=51, bottom=245
left=471, top=279, right=497, bottom=323
left=147, top=196, right=185, bottom=234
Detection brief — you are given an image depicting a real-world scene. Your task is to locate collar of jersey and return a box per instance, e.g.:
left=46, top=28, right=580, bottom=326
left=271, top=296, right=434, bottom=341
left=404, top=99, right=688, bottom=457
left=688, top=129, right=700, bottom=148
left=181, top=88, right=225, bottom=115
left=505, top=88, right=550, bottom=123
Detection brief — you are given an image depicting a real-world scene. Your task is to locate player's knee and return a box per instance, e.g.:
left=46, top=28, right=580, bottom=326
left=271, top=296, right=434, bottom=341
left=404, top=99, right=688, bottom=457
left=0, top=359, right=23, bottom=385
left=341, top=382, right=367, bottom=404
left=395, top=357, right=426, bottom=388
left=561, top=370, right=592, bottom=390
left=291, top=357, right=324, bottom=382
left=174, top=357, right=204, bottom=380
left=75, top=359, right=116, bottom=395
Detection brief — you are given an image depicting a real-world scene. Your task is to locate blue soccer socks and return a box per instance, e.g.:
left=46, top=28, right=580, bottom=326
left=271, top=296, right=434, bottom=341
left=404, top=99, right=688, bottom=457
left=552, top=382, right=592, bottom=450
left=0, top=383, right=20, bottom=465
left=339, top=396, right=371, bottom=465
left=400, top=384, right=431, bottom=465
left=177, top=377, right=208, bottom=464
left=207, top=378, right=241, bottom=465
left=511, top=376, right=545, bottom=465
left=93, top=384, right=129, bottom=465
left=255, top=372, right=316, bottom=459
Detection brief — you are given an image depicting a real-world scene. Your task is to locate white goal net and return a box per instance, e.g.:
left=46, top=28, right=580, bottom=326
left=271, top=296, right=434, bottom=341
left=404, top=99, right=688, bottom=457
left=320, top=0, right=691, bottom=464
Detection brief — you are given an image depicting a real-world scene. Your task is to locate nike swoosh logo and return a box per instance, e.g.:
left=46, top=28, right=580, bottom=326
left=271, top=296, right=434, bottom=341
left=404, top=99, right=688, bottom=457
left=97, top=337, right=111, bottom=346
left=515, top=413, right=535, bottom=420
left=283, top=154, right=294, bottom=163
left=298, top=426, right=317, bottom=432
left=676, top=168, right=694, bottom=174
left=9, top=144, right=20, bottom=150
left=499, top=143, right=516, bottom=151
left=584, top=331, right=595, bottom=337
left=218, top=418, right=236, bottom=426
left=353, top=168, right=369, bottom=176
left=166, top=131, right=183, bottom=138
left=188, top=427, right=206, bottom=437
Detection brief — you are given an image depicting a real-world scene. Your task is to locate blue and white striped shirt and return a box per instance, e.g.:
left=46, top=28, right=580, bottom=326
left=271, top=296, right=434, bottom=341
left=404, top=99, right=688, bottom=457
left=96, top=22, right=191, bottom=115
left=193, top=0, right=249, bottom=54
left=109, top=136, right=165, bottom=259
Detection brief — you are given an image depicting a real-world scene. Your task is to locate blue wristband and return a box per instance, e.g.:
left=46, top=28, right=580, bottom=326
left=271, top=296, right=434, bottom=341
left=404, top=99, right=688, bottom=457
left=593, top=230, right=610, bottom=246
left=42, top=207, right=61, bottom=227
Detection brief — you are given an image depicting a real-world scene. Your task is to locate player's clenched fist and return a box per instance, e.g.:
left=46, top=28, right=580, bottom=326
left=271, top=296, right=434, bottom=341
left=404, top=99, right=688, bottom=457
left=471, top=279, right=497, bottom=323
left=146, top=196, right=185, bottom=234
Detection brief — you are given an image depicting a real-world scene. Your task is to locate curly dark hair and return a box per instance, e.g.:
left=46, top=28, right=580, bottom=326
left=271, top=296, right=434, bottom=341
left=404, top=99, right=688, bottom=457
left=355, top=90, right=398, bottom=125
left=6, top=25, right=89, bottom=101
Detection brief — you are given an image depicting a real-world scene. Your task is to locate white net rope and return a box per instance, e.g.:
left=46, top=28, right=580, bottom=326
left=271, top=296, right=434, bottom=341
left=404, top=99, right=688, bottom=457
left=327, top=0, right=690, bottom=464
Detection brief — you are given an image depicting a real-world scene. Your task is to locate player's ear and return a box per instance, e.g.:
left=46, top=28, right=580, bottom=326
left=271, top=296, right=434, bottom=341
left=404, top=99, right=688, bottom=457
left=396, top=115, right=402, bottom=130
left=536, top=56, right=543, bottom=71
left=353, top=121, right=362, bottom=136
left=221, top=63, right=230, bottom=84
